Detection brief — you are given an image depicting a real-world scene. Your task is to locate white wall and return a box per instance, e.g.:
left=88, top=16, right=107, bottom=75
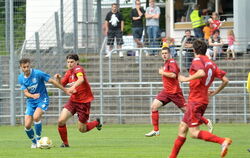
left=26, top=0, right=60, bottom=40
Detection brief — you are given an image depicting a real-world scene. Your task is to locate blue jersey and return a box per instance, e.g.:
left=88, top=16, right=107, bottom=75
left=18, top=69, right=51, bottom=104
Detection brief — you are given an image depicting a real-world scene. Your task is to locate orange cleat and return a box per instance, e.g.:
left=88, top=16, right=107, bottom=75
left=221, top=138, right=232, bottom=157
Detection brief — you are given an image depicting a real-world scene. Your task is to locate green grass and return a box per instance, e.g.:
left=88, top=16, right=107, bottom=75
left=0, top=124, right=249, bottom=158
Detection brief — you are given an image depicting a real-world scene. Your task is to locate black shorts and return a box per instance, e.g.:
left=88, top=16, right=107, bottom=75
left=107, top=30, right=124, bottom=46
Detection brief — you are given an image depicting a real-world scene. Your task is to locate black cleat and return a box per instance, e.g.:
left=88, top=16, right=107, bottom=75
left=60, top=143, right=69, bottom=148
left=248, top=149, right=250, bottom=152
left=96, top=118, right=102, bottom=131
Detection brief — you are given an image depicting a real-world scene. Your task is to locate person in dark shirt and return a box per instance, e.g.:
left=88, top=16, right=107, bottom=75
left=104, top=3, right=124, bottom=58
left=181, top=30, right=196, bottom=71
left=130, top=0, right=145, bottom=48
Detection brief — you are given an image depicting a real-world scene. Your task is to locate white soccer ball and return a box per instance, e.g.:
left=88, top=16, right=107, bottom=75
left=38, top=137, right=52, bottom=149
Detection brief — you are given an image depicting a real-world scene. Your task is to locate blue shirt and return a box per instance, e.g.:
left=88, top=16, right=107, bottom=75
left=18, top=69, right=51, bottom=104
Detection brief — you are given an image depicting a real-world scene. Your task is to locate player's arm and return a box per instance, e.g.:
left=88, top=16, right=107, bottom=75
left=209, top=76, right=229, bottom=97
left=68, top=72, right=85, bottom=93
left=47, top=78, right=71, bottom=96
left=179, top=69, right=206, bottom=82
left=23, top=89, right=40, bottom=99
left=159, top=67, right=176, bottom=78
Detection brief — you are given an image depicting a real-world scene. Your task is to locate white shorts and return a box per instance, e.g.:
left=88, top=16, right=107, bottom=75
left=227, top=45, right=234, bottom=51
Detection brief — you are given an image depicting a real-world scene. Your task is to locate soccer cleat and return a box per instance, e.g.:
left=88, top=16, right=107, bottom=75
left=247, top=149, right=250, bottom=152
left=220, top=138, right=232, bottom=157
left=31, top=143, right=37, bottom=149
left=145, top=130, right=160, bottom=137
left=36, top=141, right=41, bottom=148
left=60, top=143, right=69, bottom=148
left=96, top=118, right=102, bottom=131
left=206, top=119, right=214, bottom=133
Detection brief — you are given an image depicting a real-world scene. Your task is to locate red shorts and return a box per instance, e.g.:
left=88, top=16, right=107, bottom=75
left=64, top=100, right=91, bottom=124
left=182, top=102, right=207, bottom=127
left=155, top=90, right=185, bottom=109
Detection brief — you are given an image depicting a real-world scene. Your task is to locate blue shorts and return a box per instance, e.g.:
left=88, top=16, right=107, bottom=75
left=132, top=27, right=143, bottom=39
left=25, top=98, right=49, bottom=116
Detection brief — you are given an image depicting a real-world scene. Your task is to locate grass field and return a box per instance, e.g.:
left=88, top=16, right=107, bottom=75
left=0, top=124, right=249, bottom=158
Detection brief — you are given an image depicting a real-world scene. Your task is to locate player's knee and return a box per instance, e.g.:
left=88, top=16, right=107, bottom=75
left=25, top=125, right=32, bottom=129
left=78, top=127, right=87, bottom=133
left=33, top=117, right=40, bottom=122
left=151, top=105, right=158, bottom=111
left=58, top=119, right=66, bottom=126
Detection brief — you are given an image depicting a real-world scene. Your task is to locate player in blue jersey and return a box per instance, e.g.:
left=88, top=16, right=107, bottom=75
left=18, top=58, right=70, bottom=148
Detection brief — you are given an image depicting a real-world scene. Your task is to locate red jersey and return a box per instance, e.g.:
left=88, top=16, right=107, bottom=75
left=210, top=19, right=221, bottom=33
left=162, top=59, right=182, bottom=94
left=61, top=65, right=94, bottom=103
left=188, top=55, right=226, bottom=104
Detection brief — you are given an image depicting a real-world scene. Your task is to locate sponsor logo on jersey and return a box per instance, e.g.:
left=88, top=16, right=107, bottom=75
left=27, top=84, right=38, bottom=93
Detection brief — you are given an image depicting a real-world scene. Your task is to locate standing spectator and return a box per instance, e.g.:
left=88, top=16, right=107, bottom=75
left=162, top=36, right=177, bottom=57
left=55, top=54, right=102, bottom=147
left=226, top=29, right=236, bottom=60
left=168, top=39, right=232, bottom=158
left=105, top=3, right=124, bottom=58
left=181, top=30, right=196, bottom=71
left=208, top=12, right=222, bottom=34
left=131, top=0, right=145, bottom=49
left=190, top=5, right=206, bottom=39
left=145, top=0, right=160, bottom=56
left=209, top=29, right=224, bottom=61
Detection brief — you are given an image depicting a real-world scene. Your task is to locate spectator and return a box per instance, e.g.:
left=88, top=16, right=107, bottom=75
left=209, top=29, right=224, bottom=61
left=181, top=30, right=196, bottom=71
left=162, top=36, right=177, bottom=57
left=105, top=3, right=124, bottom=58
left=226, top=29, right=236, bottom=60
left=130, top=0, right=145, bottom=49
left=208, top=12, right=222, bottom=34
left=190, top=4, right=206, bottom=39
left=203, top=23, right=211, bottom=43
left=145, top=0, right=160, bottom=56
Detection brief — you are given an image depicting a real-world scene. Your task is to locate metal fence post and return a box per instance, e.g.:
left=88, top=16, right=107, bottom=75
left=73, top=0, right=78, bottom=54
left=109, top=53, right=112, bottom=86
left=60, top=0, right=64, bottom=48
left=58, top=89, right=62, bottom=115
left=9, top=0, right=16, bottom=126
left=243, top=82, right=247, bottom=123
left=139, top=48, right=142, bottom=83
left=35, top=32, right=41, bottom=69
left=118, top=84, right=122, bottom=124
left=85, top=0, right=89, bottom=53
left=212, top=82, right=216, bottom=123
left=55, top=12, right=62, bottom=54
left=5, top=0, right=10, bottom=53
left=97, top=0, right=102, bottom=51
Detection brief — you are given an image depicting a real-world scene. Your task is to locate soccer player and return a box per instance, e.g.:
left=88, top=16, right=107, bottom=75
left=18, top=58, right=70, bottom=148
left=145, top=47, right=212, bottom=137
left=54, top=54, right=102, bottom=147
left=168, top=40, right=232, bottom=158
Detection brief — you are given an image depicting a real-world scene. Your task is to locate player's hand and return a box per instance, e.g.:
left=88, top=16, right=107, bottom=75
left=178, top=75, right=187, bottom=82
left=68, top=86, right=77, bottom=94
left=54, top=73, right=61, bottom=79
left=158, top=67, right=164, bottom=75
left=208, top=90, right=216, bottom=97
left=32, top=93, right=40, bottom=99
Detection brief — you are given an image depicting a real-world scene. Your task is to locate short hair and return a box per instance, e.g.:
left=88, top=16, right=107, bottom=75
left=19, top=58, right=31, bottom=65
left=185, top=29, right=191, bottom=33
left=213, top=29, right=220, bottom=35
left=193, top=40, right=207, bottom=55
left=194, top=4, right=200, bottom=10
left=112, top=3, right=117, bottom=7
left=161, top=47, right=170, bottom=53
left=66, top=53, right=79, bottom=61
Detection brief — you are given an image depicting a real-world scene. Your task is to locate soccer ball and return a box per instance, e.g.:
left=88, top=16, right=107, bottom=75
left=38, top=137, right=52, bottom=149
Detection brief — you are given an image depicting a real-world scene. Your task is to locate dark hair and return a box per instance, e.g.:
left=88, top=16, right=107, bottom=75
left=19, top=58, right=31, bottom=65
left=193, top=40, right=207, bottom=55
left=213, top=29, right=220, bottom=35
left=161, top=47, right=170, bottom=53
left=185, top=29, right=191, bottom=33
left=66, top=53, right=79, bottom=61
left=112, top=3, right=117, bottom=6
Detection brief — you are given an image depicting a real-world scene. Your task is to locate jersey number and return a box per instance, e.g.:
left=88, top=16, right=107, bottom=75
left=205, top=68, right=212, bottom=86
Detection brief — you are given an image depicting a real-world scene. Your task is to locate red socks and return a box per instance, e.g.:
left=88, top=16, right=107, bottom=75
left=198, top=130, right=225, bottom=144
left=169, top=136, right=186, bottom=158
left=151, top=111, right=159, bottom=131
left=201, top=117, right=208, bottom=124
left=58, top=125, right=69, bottom=145
left=86, top=120, right=99, bottom=131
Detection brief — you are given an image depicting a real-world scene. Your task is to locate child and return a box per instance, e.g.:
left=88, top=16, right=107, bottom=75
left=203, top=23, right=211, bottom=42
left=208, top=12, right=222, bottom=34
left=208, top=29, right=224, bottom=60
left=162, top=36, right=177, bottom=57
left=226, top=29, right=236, bottom=60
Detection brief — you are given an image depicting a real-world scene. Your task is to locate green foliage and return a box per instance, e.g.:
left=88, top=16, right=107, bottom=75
left=120, top=8, right=132, bottom=35
left=0, top=124, right=249, bottom=158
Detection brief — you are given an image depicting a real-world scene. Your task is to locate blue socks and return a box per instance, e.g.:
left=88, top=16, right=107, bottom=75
left=25, top=128, right=36, bottom=144
left=34, top=121, right=42, bottom=140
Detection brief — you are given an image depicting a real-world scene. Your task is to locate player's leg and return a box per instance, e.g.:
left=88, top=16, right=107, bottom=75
left=58, top=108, right=72, bottom=147
left=33, top=107, right=44, bottom=141
left=24, top=115, right=37, bottom=148
left=168, top=121, right=188, bottom=158
left=145, top=99, right=163, bottom=137
left=77, top=102, right=101, bottom=133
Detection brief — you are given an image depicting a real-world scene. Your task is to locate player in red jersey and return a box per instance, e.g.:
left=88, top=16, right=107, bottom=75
left=54, top=54, right=102, bottom=147
left=168, top=40, right=232, bottom=158
left=145, top=47, right=212, bottom=137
